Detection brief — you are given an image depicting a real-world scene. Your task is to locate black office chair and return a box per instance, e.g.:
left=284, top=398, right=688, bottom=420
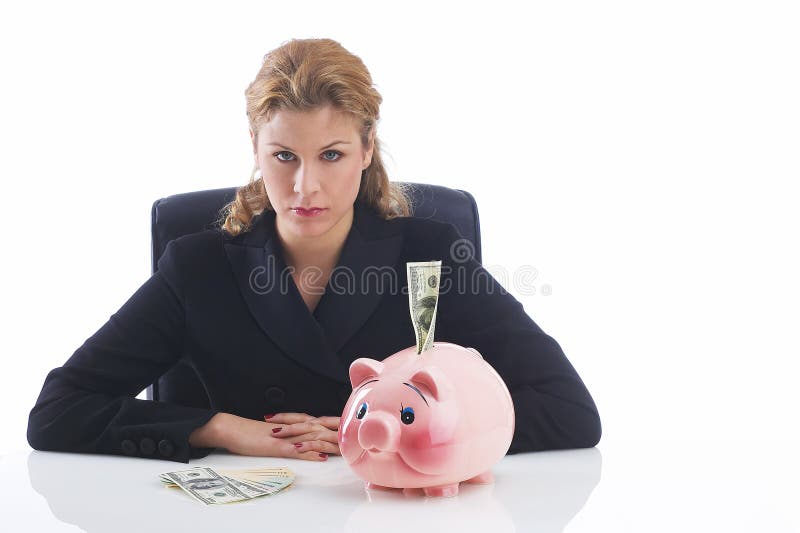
left=146, top=182, right=482, bottom=407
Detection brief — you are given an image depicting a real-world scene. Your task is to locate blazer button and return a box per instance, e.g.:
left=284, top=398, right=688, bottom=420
left=140, top=437, right=156, bottom=455
left=121, top=439, right=137, bottom=456
left=158, top=439, right=175, bottom=457
left=264, top=386, right=286, bottom=405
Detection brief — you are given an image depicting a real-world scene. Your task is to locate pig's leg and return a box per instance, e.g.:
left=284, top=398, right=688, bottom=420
left=422, top=483, right=459, bottom=497
left=365, top=482, right=396, bottom=491
left=464, top=471, right=494, bottom=484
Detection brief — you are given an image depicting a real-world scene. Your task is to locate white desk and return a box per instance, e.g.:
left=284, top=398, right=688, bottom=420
left=2, top=439, right=798, bottom=532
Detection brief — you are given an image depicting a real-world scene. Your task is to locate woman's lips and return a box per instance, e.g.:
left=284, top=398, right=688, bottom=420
left=292, top=207, right=327, bottom=217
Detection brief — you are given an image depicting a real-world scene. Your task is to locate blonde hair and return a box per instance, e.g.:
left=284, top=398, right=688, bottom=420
left=218, top=38, right=411, bottom=237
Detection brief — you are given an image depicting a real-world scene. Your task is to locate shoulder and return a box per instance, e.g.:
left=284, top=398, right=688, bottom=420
left=406, top=216, right=462, bottom=245
left=157, top=228, right=225, bottom=269
left=382, top=214, right=456, bottom=238
left=375, top=215, right=467, bottom=262
left=165, top=228, right=224, bottom=253
left=155, top=228, right=231, bottom=295
left=353, top=201, right=465, bottom=253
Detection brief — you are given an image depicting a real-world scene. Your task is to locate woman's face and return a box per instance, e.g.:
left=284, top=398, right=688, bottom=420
left=252, top=104, right=373, bottom=243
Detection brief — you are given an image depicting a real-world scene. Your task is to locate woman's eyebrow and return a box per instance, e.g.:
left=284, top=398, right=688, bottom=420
left=265, top=140, right=351, bottom=151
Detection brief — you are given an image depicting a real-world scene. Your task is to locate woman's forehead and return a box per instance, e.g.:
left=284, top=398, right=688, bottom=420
left=263, top=105, right=356, bottom=130
left=256, top=107, right=360, bottom=147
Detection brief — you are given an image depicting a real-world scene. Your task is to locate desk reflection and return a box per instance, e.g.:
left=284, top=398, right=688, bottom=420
left=28, top=448, right=601, bottom=532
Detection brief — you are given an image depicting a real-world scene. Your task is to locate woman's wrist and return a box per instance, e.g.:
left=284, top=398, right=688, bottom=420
left=189, top=412, right=229, bottom=448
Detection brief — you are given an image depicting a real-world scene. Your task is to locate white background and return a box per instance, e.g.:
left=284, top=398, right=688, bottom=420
left=1, top=0, right=798, bottom=509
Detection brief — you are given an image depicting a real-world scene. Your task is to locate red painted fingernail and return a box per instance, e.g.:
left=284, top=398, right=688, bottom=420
left=264, top=414, right=276, bottom=420
left=294, top=443, right=303, bottom=448
left=272, top=427, right=282, bottom=433
left=319, top=453, right=328, bottom=459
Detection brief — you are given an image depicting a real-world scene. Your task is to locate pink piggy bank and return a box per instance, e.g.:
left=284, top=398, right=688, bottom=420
left=338, top=342, right=515, bottom=497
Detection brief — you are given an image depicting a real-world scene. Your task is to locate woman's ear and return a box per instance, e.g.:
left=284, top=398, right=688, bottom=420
left=363, top=133, right=375, bottom=169
left=250, top=129, right=259, bottom=166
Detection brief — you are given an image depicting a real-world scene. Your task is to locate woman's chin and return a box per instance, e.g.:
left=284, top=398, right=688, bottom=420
left=275, top=205, right=352, bottom=242
left=282, top=216, right=333, bottom=239
left=292, top=225, right=331, bottom=240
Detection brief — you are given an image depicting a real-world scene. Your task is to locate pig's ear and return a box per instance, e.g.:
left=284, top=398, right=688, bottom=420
left=410, top=366, right=454, bottom=402
left=349, top=358, right=384, bottom=389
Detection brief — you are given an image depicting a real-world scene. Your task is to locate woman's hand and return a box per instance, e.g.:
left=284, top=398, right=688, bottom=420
left=264, top=412, right=342, bottom=456
left=191, top=412, right=331, bottom=461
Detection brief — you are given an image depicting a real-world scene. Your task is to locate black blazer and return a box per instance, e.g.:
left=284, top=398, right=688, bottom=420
left=27, top=200, right=602, bottom=463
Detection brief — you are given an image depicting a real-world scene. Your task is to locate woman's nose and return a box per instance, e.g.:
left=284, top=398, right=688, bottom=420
left=293, top=165, right=322, bottom=196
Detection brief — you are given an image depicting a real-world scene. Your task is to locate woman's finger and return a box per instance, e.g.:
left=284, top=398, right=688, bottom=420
left=307, top=416, right=341, bottom=429
left=263, top=412, right=316, bottom=424
left=292, top=439, right=341, bottom=455
left=279, top=429, right=341, bottom=451
left=276, top=438, right=329, bottom=461
left=286, top=429, right=338, bottom=444
left=296, top=447, right=330, bottom=461
left=272, top=420, right=331, bottom=436
left=295, top=446, right=331, bottom=461
left=264, top=413, right=341, bottom=432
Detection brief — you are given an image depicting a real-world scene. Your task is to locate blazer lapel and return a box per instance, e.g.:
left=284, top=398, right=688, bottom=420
left=223, top=201, right=404, bottom=384
left=223, top=209, right=347, bottom=384
left=313, top=202, right=404, bottom=353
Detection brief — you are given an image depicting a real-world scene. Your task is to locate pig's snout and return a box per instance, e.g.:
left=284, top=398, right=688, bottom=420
left=358, top=411, right=400, bottom=453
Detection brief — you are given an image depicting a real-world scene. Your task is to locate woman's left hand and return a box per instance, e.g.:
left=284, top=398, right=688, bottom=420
left=264, top=412, right=342, bottom=456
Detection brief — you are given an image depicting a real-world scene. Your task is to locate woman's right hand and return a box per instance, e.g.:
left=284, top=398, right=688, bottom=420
left=189, top=412, right=329, bottom=461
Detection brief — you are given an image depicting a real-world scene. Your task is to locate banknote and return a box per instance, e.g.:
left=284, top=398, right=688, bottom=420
left=160, top=467, right=294, bottom=487
left=160, top=466, right=295, bottom=505
left=407, top=260, right=442, bottom=354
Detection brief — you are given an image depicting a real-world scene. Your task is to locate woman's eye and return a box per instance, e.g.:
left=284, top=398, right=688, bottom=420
left=273, top=150, right=341, bottom=162
left=275, top=151, right=295, bottom=162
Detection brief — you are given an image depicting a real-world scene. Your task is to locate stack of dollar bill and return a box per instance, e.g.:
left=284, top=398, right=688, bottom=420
left=159, top=466, right=295, bottom=505
left=407, top=260, right=442, bottom=354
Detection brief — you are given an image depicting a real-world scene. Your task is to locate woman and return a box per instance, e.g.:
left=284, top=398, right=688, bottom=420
left=27, top=38, right=601, bottom=463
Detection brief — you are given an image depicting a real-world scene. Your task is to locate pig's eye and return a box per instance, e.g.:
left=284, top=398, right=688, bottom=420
left=400, top=406, right=415, bottom=425
left=356, top=402, right=368, bottom=419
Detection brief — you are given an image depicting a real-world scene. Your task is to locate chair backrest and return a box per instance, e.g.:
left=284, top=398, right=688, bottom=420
left=146, top=182, right=482, bottom=405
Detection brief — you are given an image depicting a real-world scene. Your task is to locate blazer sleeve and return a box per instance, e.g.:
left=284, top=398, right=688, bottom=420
left=27, top=238, right=221, bottom=463
left=435, top=223, right=602, bottom=453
